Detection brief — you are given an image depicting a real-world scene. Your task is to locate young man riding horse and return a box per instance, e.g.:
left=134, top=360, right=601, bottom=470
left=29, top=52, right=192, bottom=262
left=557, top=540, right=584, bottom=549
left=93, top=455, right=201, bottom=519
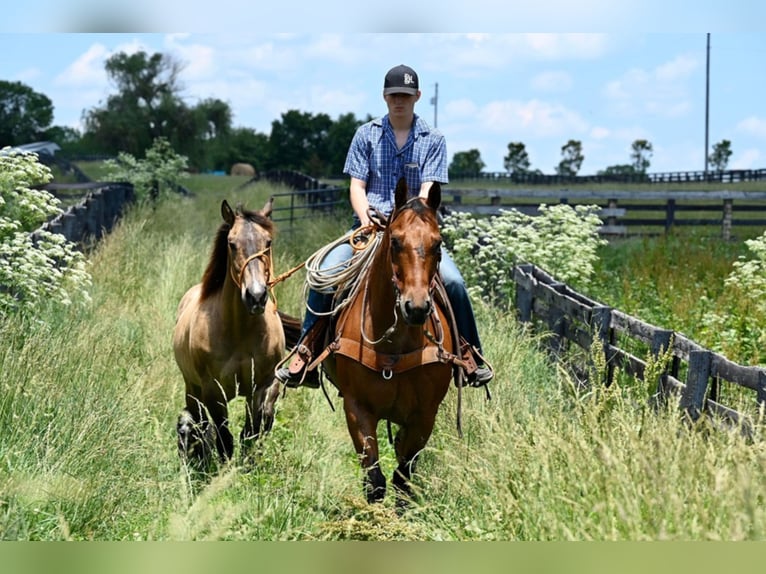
left=277, top=64, right=493, bottom=389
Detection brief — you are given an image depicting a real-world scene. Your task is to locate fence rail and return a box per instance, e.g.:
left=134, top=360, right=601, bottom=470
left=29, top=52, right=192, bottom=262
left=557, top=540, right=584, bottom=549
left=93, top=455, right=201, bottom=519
left=513, top=263, right=766, bottom=433
left=450, top=168, right=766, bottom=185
left=35, top=182, right=135, bottom=249
left=239, top=169, right=347, bottom=225
left=447, top=188, right=766, bottom=238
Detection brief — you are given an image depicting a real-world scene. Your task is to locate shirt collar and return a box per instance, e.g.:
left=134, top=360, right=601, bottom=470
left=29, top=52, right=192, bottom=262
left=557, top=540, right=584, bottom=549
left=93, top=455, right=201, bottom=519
left=378, top=114, right=429, bottom=140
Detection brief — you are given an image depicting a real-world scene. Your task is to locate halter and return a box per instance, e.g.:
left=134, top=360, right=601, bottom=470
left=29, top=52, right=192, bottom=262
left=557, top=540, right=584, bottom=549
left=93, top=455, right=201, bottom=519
left=230, top=247, right=272, bottom=290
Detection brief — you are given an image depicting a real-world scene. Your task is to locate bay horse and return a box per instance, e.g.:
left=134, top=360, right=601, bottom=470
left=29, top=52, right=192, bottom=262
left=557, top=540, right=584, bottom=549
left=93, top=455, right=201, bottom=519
left=318, top=178, right=461, bottom=505
left=173, top=197, right=298, bottom=466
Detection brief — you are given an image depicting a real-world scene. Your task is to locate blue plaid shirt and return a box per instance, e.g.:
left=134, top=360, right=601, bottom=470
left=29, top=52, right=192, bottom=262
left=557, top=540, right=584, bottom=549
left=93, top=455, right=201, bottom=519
left=343, top=114, right=448, bottom=217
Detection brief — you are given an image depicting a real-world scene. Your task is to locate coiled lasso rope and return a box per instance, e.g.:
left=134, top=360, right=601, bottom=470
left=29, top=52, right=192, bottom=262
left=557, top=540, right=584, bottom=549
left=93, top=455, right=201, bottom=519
left=302, top=219, right=385, bottom=319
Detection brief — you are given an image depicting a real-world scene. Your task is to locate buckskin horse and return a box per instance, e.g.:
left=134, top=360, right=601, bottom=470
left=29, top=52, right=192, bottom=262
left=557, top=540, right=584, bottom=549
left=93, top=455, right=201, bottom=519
left=172, top=198, right=299, bottom=466
left=315, top=178, right=465, bottom=505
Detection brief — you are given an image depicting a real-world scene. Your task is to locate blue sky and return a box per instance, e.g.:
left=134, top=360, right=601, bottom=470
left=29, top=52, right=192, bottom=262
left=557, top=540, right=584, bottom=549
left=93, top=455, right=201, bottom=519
left=2, top=11, right=764, bottom=175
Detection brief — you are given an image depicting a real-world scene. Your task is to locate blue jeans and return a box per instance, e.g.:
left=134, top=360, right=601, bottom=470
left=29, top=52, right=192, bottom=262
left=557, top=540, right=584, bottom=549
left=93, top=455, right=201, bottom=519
left=302, top=231, right=483, bottom=355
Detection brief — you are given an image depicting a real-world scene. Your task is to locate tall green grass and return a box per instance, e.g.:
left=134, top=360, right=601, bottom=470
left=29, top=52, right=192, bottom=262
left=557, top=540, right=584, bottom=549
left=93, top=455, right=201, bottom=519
left=1, top=176, right=765, bottom=540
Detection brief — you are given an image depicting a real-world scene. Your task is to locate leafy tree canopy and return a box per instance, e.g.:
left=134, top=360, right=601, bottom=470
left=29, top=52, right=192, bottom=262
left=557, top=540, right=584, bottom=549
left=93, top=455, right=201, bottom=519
left=503, top=142, right=531, bottom=174
left=449, top=148, right=485, bottom=175
left=0, top=81, right=54, bottom=146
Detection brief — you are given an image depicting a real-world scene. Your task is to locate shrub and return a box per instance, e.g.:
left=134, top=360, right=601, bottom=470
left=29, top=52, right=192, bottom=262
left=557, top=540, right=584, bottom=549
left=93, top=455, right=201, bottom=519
left=700, top=230, right=766, bottom=364
left=441, top=203, right=607, bottom=304
left=103, top=137, right=189, bottom=201
left=0, top=148, right=91, bottom=315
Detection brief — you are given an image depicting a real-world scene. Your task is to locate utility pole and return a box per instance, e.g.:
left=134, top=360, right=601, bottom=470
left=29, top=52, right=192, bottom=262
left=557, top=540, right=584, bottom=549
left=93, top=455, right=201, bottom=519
left=705, top=33, right=710, bottom=177
left=430, top=82, right=438, bottom=128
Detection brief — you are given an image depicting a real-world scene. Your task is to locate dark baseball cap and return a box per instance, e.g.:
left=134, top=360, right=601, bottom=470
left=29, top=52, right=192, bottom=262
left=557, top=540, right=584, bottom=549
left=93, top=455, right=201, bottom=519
left=383, top=64, right=419, bottom=95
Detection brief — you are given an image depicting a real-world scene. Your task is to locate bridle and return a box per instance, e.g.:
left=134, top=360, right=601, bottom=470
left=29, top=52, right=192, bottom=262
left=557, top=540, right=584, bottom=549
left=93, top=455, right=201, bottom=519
left=230, top=247, right=272, bottom=290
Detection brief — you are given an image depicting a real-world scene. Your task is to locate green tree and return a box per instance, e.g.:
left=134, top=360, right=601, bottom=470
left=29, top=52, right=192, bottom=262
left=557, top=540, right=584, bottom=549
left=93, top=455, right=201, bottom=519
left=0, top=148, right=91, bottom=315
left=268, top=110, right=333, bottom=176
left=709, top=139, right=733, bottom=171
left=555, top=140, right=583, bottom=176
left=449, top=149, right=485, bottom=176
left=325, top=113, right=366, bottom=176
left=227, top=128, right=270, bottom=174
left=103, top=137, right=189, bottom=201
left=503, top=142, right=531, bottom=175
left=597, top=164, right=637, bottom=176
left=0, top=81, right=54, bottom=146
left=630, top=139, right=653, bottom=173
left=82, top=51, right=187, bottom=158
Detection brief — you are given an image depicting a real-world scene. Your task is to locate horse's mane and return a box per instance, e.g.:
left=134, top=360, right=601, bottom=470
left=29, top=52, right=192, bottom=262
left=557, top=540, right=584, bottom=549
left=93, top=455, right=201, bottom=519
left=200, top=206, right=275, bottom=300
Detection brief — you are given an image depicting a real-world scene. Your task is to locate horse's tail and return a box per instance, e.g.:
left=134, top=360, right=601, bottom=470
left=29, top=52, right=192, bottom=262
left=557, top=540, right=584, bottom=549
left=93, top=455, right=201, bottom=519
left=278, top=310, right=302, bottom=349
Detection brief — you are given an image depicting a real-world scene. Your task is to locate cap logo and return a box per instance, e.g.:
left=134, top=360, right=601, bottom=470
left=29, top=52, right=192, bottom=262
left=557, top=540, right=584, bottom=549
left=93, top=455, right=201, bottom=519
left=403, top=73, right=415, bottom=85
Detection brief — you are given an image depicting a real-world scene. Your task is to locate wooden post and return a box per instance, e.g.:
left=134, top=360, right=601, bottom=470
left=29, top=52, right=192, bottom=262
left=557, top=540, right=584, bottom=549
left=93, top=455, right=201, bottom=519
left=665, top=199, right=676, bottom=233
left=680, top=350, right=712, bottom=422
left=722, top=198, right=733, bottom=241
left=757, top=370, right=766, bottom=409
left=607, top=198, right=618, bottom=229
left=547, top=281, right=567, bottom=357
left=652, top=329, right=674, bottom=403
left=591, top=305, right=613, bottom=386
left=514, top=264, right=534, bottom=323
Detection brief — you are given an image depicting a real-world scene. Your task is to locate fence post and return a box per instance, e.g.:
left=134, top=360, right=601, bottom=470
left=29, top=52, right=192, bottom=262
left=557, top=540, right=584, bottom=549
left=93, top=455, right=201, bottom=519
left=721, top=199, right=733, bottom=241
left=757, top=370, right=766, bottom=409
left=547, top=281, right=567, bottom=357
left=665, top=199, right=676, bottom=233
left=607, top=198, right=618, bottom=230
left=651, top=329, right=674, bottom=404
left=591, top=305, right=613, bottom=385
left=680, top=350, right=712, bottom=422
left=513, top=264, right=534, bottom=323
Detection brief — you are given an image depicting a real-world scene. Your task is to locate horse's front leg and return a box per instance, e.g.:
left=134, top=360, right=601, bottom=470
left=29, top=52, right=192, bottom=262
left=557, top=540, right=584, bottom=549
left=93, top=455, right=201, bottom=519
left=343, top=398, right=386, bottom=503
left=241, top=375, right=281, bottom=448
left=177, top=397, right=214, bottom=468
left=392, top=414, right=437, bottom=508
left=205, top=393, right=234, bottom=462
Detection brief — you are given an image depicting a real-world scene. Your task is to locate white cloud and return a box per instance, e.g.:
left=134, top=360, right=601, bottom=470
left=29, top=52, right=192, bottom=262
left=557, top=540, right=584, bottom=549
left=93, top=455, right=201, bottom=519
left=521, top=33, right=609, bottom=60
left=53, top=43, right=110, bottom=87
left=478, top=99, right=589, bottom=138
left=444, top=98, right=479, bottom=118
left=737, top=116, right=766, bottom=139
left=603, top=53, right=699, bottom=119
left=590, top=126, right=611, bottom=139
left=731, top=148, right=761, bottom=169
left=164, top=36, right=216, bottom=79
left=531, top=71, right=572, bottom=92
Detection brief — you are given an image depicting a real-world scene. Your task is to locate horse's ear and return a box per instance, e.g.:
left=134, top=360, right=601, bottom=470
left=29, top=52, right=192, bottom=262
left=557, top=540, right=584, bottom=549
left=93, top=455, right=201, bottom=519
left=261, top=196, right=274, bottom=219
left=221, top=199, right=235, bottom=225
left=426, top=182, right=441, bottom=211
left=394, top=177, right=408, bottom=209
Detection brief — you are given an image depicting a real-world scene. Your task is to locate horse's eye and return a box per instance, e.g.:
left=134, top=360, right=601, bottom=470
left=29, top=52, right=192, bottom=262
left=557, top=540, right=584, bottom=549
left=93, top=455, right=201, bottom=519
left=391, top=237, right=403, bottom=253
left=266, top=239, right=272, bottom=249
left=228, top=241, right=237, bottom=251
left=432, top=239, right=442, bottom=254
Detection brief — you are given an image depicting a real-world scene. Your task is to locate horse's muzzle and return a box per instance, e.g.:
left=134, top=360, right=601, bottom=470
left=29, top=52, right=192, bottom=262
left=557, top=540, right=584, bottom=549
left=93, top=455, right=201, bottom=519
left=243, top=285, right=268, bottom=314
left=401, top=297, right=432, bottom=326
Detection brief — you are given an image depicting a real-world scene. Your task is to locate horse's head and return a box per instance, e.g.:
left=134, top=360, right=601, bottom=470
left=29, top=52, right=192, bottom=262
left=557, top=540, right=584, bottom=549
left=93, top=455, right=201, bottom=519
left=221, top=197, right=275, bottom=314
left=387, top=177, right=442, bottom=326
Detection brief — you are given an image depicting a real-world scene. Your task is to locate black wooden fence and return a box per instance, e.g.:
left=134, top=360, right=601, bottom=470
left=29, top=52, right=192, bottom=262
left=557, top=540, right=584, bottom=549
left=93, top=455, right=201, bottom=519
left=446, top=188, right=766, bottom=239
left=35, top=182, right=135, bottom=249
left=513, top=263, right=766, bottom=434
left=239, top=169, right=347, bottom=225
left=450, top=168, right=766, bottom=185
